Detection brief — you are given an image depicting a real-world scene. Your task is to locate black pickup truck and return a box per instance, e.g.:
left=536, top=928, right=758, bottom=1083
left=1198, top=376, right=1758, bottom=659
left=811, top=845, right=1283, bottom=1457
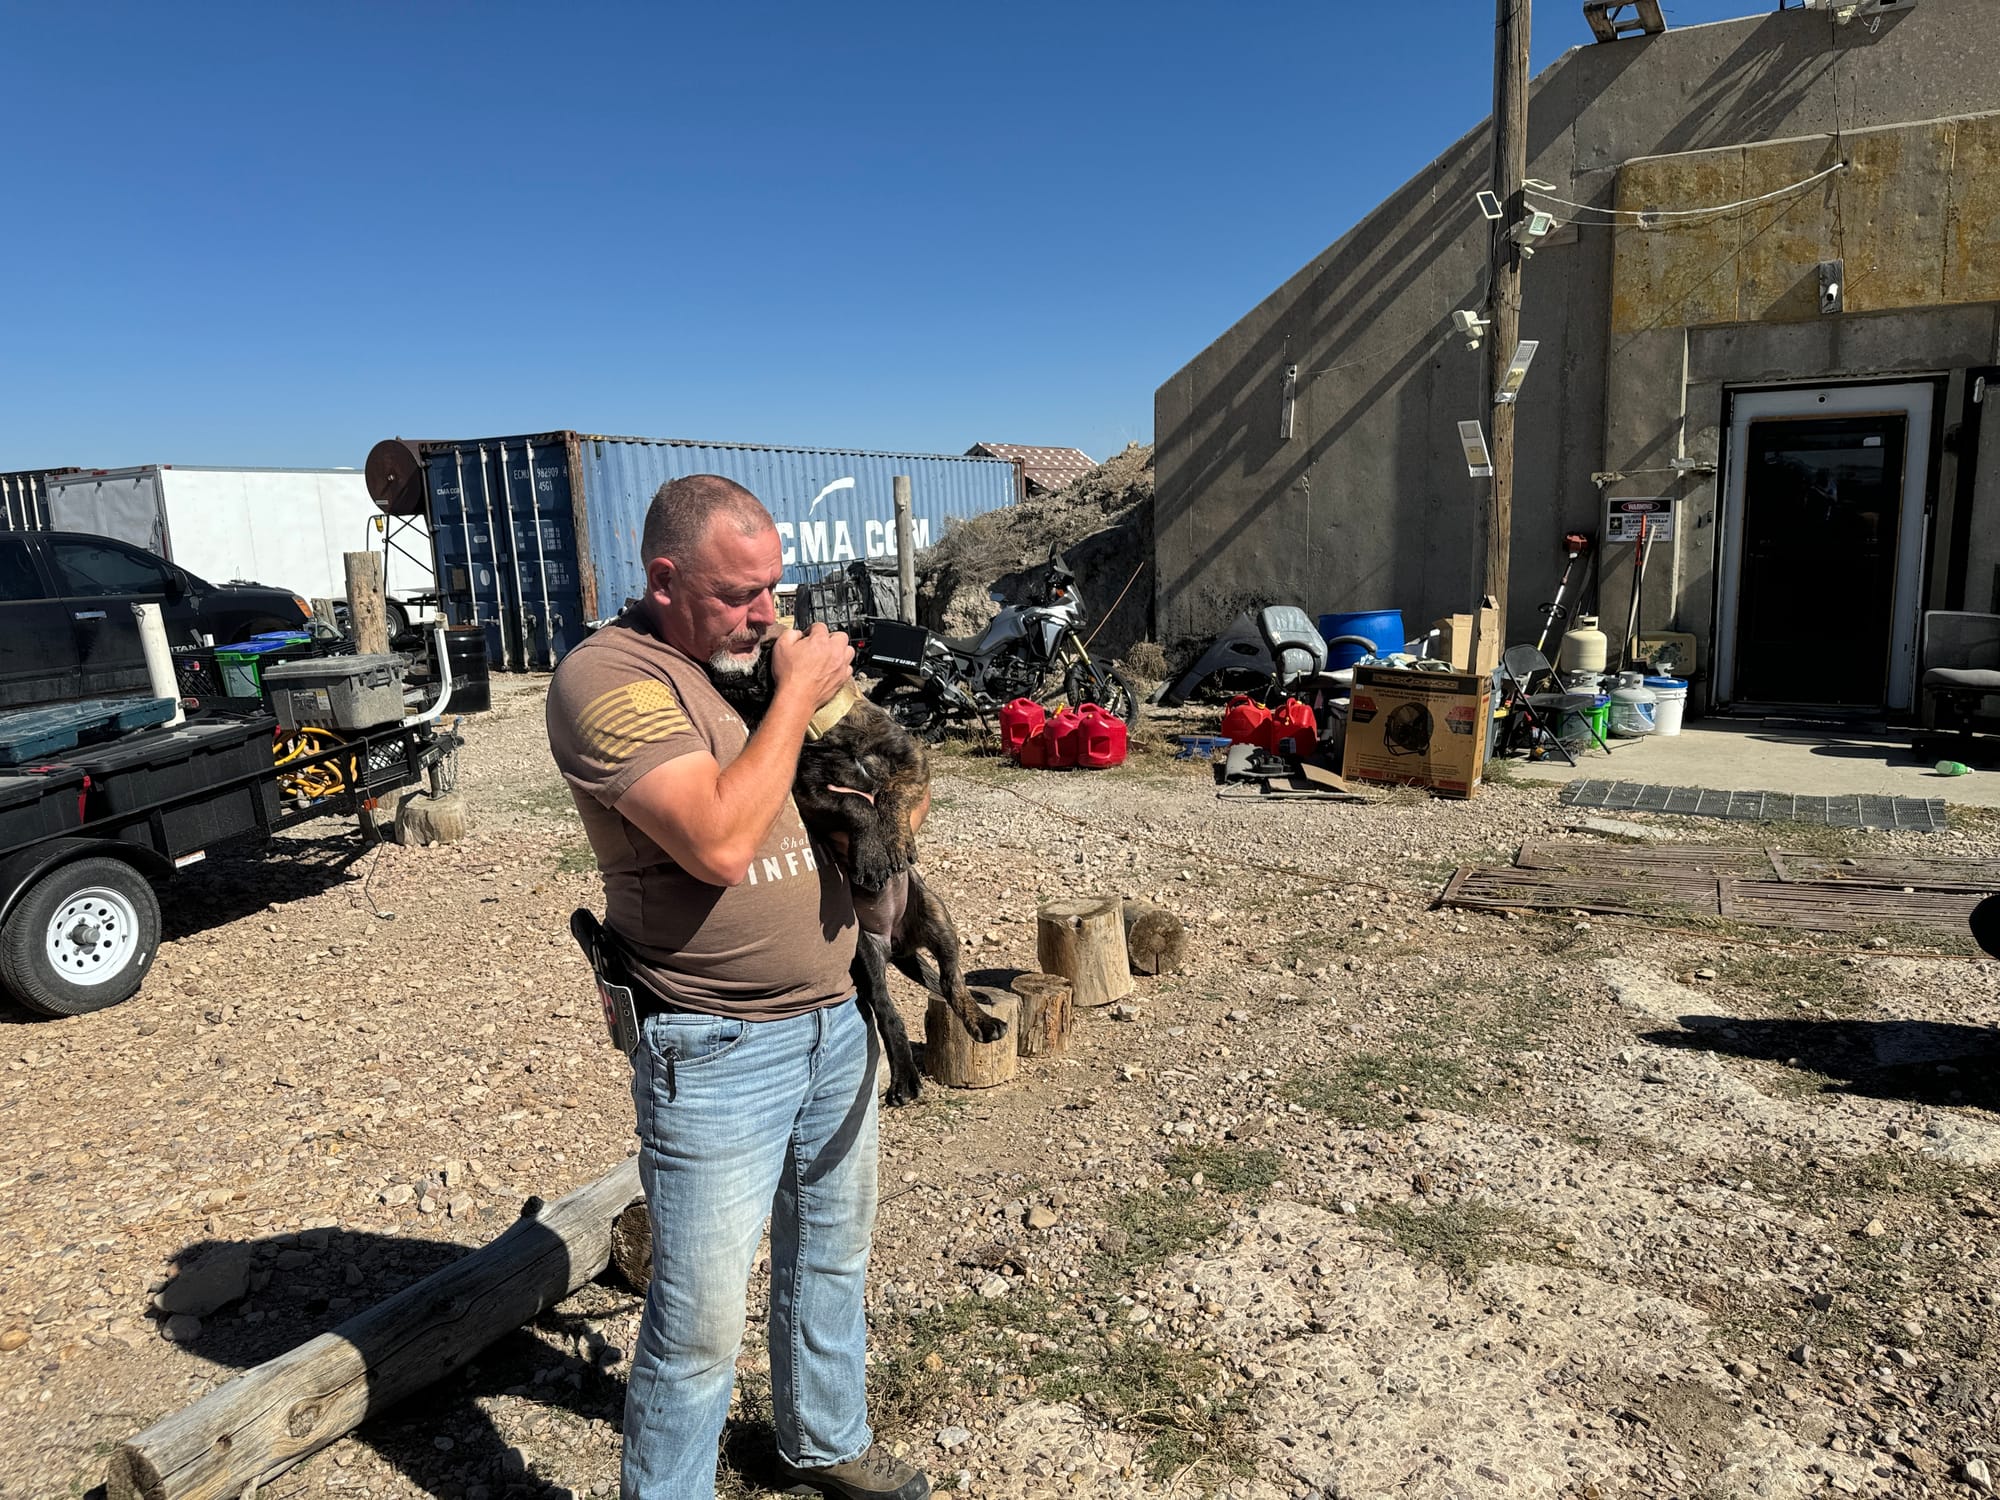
left=0, top=530, right=312, bottom=709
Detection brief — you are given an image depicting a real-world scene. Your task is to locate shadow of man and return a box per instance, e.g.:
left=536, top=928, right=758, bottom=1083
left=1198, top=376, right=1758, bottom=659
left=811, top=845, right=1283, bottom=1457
left=1645, top=1012, right=2000, bottom=1111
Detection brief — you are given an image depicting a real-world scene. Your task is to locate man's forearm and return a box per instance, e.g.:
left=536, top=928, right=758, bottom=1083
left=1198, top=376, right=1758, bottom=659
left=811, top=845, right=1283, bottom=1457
left=710, top=686, right=815, bottom=848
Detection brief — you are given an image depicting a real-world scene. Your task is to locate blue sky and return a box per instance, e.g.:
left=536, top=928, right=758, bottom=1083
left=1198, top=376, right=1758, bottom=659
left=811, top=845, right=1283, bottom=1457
left=3, top=0, right=1757, bottom=470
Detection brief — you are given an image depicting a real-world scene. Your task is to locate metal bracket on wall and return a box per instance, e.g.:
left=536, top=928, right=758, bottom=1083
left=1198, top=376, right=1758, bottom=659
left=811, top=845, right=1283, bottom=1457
left=1279, top=365, right=1298, bottom=441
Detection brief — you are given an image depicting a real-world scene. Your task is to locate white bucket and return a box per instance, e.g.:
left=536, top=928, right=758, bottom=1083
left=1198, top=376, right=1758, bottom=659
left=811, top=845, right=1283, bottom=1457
left=1646, top=677, right=1688, bottom=736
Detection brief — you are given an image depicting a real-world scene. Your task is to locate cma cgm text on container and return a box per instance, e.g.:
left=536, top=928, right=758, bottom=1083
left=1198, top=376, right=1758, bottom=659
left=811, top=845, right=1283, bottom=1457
left=408, top=432, right=1022, bottom=672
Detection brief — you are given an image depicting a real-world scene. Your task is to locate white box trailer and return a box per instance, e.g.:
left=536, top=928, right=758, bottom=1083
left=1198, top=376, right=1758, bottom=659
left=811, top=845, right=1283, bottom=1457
left=44, top=466, right=435, bottom=631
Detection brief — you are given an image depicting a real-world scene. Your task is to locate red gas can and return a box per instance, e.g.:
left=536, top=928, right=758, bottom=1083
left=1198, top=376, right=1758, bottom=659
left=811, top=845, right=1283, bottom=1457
left=1261, top=697, right=1319, bottom=756
left=1047, top=708, right=1085, bottom=768
left=1075, top=705, right=1129, bottom=768
left=999, top=698, right=1046, bottom=760
left=1221, top=694, right=1271, bottom=746
left=1017, top=727, right=1054, bottom=769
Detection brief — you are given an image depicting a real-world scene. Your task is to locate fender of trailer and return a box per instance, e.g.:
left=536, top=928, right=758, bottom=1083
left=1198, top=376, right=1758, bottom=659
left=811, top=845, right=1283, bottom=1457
left=0, top=836, right=174, bottom=927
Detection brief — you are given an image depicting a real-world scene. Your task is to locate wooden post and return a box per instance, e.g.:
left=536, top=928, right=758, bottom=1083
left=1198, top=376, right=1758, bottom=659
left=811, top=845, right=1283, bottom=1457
left=1010, top=973, right=1073, bottom=1057
left=1036, top=897, right=1133, bottom=1009
left=343, top=552, right=390, bottom=655
left=1120, top=900, right=1187, bottom=976
left=893, top=475, right=916, bottom=625
left=108, top=1159, right=642, bottom=1500
left=924, top=990, right=1018, bottom=1088
left=1470, top=0, right=1532, bottom=681
left=309, top=597, right=341, bottom=635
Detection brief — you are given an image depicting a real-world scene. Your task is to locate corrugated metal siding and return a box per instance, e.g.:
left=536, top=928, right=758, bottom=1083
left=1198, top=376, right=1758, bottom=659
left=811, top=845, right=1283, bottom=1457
left=419, top=432, right=1019, bottom=671
left=576, top=436, right=1017, bottom=603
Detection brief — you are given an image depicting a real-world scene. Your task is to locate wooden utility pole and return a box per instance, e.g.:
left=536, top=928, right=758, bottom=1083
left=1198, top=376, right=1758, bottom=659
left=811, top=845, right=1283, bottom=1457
left=343, top=551, right=390, bottom=655
left=893, top=475, right=917, bottom=625
left=1473, top=0, right=1532, bottom=677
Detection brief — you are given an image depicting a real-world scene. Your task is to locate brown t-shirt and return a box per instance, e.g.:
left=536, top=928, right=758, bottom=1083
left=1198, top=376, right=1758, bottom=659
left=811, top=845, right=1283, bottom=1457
left=545, top=610, right=857, bottom=1020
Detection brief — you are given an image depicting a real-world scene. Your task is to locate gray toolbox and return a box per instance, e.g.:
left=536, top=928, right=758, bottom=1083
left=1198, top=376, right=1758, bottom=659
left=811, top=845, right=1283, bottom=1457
left=262, top=654, right=408, bottom=732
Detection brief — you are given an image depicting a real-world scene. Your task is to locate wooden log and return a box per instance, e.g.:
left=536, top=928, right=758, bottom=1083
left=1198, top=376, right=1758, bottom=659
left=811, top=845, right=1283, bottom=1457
left=1036, top=897, right=1133, bottom=1008
left=108, top=1158, right=642, bottom=1500
left=923, top=990, right=1019, bottom=1089
left=343, top=551, right=389, bottom=656
left=1121, top=900, right=1187, bottom=976
left=609, top=1200, right=652, bottom=1295
left=308, top=596, right=341, bottom=635
left=1010, top=973, right=1073, bottom=1058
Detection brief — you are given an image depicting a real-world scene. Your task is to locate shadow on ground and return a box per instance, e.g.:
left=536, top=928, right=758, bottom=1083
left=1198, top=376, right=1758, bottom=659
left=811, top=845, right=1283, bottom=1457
left=1647, top=1013, right=2000, bottom=1110
left=97, top=1219, right=811, bottom=1500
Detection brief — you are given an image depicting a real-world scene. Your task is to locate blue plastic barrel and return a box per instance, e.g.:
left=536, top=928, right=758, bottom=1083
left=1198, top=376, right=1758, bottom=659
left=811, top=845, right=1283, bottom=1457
left=1318, top=610, right=1404, bottom=671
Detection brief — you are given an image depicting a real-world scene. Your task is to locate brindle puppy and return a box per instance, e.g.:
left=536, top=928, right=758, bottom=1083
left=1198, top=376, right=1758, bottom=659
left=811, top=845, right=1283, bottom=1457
left=708, top=648, right=1003, bottom=1105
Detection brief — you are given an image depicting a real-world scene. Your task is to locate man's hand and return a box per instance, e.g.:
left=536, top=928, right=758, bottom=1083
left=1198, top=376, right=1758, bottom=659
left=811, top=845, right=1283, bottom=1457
left=771, top=624, right=854, bottom=710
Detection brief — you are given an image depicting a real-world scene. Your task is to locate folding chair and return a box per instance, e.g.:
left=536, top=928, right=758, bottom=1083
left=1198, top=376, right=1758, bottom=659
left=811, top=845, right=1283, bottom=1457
left=1498, top=644, right=1610, bottom=764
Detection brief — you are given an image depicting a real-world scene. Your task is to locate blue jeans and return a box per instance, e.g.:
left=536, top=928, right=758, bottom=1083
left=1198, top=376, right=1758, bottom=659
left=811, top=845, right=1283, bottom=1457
left=622, top=998, right=880, bottom=1500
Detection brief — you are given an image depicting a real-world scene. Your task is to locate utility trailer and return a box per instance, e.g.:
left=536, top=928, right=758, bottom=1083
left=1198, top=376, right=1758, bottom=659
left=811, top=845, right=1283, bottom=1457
left=0, top=700, right=460, bottom=1017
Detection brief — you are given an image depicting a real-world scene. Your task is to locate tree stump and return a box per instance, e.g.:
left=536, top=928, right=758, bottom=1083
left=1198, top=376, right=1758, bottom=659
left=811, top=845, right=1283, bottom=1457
left=924, top=990, right=1019, bottom=1089
left=1036, top=897, right=1133, bottom=1008
left=1010, top=973, right=1073, bottom=1058
left=1121, top=900, right=1188, bottom=976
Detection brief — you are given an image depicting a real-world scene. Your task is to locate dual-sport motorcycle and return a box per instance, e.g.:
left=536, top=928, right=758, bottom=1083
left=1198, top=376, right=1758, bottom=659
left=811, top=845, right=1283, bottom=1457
left=859, top=548, right=1140, bottom=743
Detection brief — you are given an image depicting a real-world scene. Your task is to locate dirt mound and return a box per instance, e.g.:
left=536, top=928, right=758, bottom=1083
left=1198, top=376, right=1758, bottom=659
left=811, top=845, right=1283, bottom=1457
left=917, top=443, right=1154, bottom=666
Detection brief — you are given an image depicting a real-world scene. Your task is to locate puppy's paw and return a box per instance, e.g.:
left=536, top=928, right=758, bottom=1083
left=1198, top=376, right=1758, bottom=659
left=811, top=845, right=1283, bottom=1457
left=971, top=1015, right=1009, bottom=1044
left=885, top=1074, right=923, bottom=1107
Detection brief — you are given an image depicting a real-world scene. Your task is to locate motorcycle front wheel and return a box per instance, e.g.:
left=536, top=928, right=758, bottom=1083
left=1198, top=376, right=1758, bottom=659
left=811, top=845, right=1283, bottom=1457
left=1064, top=661, right=1141, bottom=730
left=868, top=681, right=953, bottom=744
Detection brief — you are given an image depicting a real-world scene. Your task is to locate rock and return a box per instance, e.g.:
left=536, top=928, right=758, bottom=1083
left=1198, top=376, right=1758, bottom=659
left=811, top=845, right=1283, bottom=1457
left=1787, top=1343, right=1812, bottom=1366
left=1963, top=1456, right=1994, bottom=1493
left=1108, top=1003, right=1140, bottom=1022
left=154, top=1249, right=252, bottom=1317
left=417, top=1195, right=439, bottom=1214
left=1641, top=1069, right=1670, bottom=1084
left=274, top=1249, right=313, bottom=1271
left=1694, top=968, right=1718, bottom=982
left=1862, top=1218, right=1887, bottom=1238
left=382, top=1184, right=416, bottom=1206
left=0, top=1329, right=27, bottom=1352
left=1866, top=936, right=1890, bottom=949
left=1226, top=1009, right=1249, bottom=1023
left=163, top=1313, right=203, bottom=1342
left=1118, top=1065, right=1145, bottom=1082
left=1888, top=1347, right=1918, bottom=1369
left=977, top=1275, right=1010, bottom=1300
left=1025, top=1206, right=1059, bottom=1231
left=936, top=1426, right=972, bottom=1449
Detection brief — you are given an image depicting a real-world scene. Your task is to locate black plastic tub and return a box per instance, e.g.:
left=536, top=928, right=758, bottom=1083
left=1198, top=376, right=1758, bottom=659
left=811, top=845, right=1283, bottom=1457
left=0, top=767, right=87, bottom=856
left=70, top=718, right=279, bottom=857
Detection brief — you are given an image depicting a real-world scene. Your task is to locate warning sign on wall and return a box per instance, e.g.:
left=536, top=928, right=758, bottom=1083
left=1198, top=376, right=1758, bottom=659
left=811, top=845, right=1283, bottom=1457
left=1606, top=496, right=1673, bottom=544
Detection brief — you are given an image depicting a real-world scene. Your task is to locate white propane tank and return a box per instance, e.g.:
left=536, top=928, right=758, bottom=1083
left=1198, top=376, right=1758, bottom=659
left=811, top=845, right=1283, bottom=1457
left=1608, top=671, right=1657, bottom=738
left=1558, top=614, right=1609, bottom=676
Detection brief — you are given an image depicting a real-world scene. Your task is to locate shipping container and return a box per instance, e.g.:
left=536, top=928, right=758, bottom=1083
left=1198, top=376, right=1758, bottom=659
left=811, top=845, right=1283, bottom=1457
left=0, top=468, right=79, bottom=531
left=401, top=433, right=1020, bottom=671
left=44, top=466, right=435, bottom=630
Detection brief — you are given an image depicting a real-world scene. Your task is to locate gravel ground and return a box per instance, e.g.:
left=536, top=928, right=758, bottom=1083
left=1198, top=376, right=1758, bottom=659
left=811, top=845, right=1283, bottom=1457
left=4, top=678, right=1998, bottom=1499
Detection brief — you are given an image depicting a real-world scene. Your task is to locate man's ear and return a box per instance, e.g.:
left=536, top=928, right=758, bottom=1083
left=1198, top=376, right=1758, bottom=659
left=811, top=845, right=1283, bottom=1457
left=646, top=558, right=675, bottom=601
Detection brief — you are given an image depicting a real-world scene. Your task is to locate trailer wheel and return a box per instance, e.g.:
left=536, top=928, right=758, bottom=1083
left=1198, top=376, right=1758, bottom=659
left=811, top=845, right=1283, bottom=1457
left=0, top=858, right=162, bottom=1017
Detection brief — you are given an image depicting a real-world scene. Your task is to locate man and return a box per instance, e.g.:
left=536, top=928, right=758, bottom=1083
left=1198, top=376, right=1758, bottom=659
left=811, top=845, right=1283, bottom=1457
left=546, top=473, right=929, bottom=1500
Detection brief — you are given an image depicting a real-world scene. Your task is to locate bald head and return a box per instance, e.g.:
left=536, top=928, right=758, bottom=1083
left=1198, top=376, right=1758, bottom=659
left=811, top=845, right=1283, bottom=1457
left=641, top=474, right=774, bottom=573
left=639, top=474, right=784, bottom=670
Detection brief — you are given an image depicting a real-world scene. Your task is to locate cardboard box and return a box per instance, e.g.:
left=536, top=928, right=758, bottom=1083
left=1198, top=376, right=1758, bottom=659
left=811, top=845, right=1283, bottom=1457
left=1341, top=665, right=1491, bottom=798
left=1430, top=607, right=1501, bottom=677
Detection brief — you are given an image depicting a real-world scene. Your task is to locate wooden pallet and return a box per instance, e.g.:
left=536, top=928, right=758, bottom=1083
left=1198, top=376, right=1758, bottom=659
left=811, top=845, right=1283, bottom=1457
left=1717, top=878, right=1983, bottom=935
left=0, top=697, right=177, bottom=766
left=1515, top=842, right=1778, bottom=877
left=1440, top=864, right=1722, bottom=919
left=1766, top=852, right=2000, bottom=893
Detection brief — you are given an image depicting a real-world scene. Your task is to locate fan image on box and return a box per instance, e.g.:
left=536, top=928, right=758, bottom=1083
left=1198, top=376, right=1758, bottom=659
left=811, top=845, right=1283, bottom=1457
left=1382, top=702, right=1434, bottom=757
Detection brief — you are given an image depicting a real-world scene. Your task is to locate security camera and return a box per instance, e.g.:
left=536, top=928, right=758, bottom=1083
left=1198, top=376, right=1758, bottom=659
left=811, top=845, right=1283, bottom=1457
left=1451, top=309, right=1491, bottom=350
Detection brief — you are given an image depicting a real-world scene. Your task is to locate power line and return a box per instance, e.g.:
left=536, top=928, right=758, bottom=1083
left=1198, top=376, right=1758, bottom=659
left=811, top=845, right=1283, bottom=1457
left=1525, top=160, right=1848, bottom=225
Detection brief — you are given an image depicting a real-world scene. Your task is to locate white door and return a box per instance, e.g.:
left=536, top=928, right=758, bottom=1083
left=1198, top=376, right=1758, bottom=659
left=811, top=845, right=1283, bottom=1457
left=1715, top=382, right=1935, bottom=712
